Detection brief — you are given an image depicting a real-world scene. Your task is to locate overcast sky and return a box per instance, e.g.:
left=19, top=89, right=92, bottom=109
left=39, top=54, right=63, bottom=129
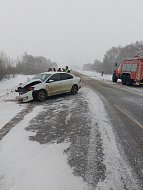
left=0, top=0, right=143, bottom=68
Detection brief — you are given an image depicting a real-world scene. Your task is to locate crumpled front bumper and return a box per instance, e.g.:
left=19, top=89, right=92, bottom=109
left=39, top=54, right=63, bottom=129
left=16, top=91, right=33, bottom=103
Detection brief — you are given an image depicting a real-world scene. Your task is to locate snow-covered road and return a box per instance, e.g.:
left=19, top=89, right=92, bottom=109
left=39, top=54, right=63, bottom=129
left=0, top=73, right=141, bottom=190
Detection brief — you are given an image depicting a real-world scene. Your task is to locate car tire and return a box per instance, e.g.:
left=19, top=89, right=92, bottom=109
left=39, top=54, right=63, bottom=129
left=37, top=90, right=47, bottom=102
left=71, top=85, right=78, bottom=95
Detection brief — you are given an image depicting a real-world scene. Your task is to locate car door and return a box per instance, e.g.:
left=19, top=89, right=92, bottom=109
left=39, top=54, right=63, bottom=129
left=45, top=73, right=61, bottom=96
left=60, top=73, right=73, bottom=92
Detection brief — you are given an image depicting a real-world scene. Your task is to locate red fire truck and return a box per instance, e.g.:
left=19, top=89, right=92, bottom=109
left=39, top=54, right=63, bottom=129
left=112, top=55, right=143, bottom=85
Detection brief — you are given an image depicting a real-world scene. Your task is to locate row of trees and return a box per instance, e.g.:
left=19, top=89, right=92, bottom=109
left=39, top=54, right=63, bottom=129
left=0, top=52, right=58, bottom=79
left=0, top=52, right=16, bottom=80
left=83, top=41, right=143, bottom=74
left=1, top=41, right=143, bottom=77
left=16, top=53, right=58, bottom=74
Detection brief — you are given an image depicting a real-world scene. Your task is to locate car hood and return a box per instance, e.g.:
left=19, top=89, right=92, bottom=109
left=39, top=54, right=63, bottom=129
left=19, top=79, right=42, bottom=88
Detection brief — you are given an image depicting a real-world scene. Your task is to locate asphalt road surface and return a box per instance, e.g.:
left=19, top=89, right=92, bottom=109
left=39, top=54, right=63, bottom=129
left=77, top=72, right=143, bottom=189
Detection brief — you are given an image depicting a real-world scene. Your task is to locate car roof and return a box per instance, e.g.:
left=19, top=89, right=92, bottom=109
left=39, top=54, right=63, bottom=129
left=37, top=72, right=74, bottom=78
left=40, top=71, right=71, bottom=75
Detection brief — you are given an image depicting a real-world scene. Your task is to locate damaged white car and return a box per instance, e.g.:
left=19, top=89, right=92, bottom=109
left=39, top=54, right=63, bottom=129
left=15, top=72, right=81, bottom=102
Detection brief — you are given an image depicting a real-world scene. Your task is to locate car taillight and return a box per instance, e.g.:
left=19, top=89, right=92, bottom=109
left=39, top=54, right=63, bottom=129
left=28, top=86, right=34, bottom=91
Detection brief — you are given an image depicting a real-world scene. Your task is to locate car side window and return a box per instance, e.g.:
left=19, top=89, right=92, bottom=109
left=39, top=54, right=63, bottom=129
left=46, top=73, right=60, bottom=83
left=60, top=73, right=73, bottom=80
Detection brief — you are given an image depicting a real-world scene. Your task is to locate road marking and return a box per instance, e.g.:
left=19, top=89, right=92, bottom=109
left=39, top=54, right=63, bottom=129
left=115, top=106, right=143, bottom=129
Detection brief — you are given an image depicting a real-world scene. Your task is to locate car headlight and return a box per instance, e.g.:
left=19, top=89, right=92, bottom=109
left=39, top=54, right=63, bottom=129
left=23, top=96, right=28, bottom=101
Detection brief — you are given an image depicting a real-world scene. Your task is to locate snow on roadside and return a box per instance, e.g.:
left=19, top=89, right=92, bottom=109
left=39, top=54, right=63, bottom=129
left=84, top=88, right=140, bottom=190
left=0, top=75, right=33, bottom=97
left=81, top=71, right=112, bottom=81
left=0, top=105, right=88, bottom=190
left=0, top=102, right=25, bottom=130
left=0, top=75, right=33, bottom=130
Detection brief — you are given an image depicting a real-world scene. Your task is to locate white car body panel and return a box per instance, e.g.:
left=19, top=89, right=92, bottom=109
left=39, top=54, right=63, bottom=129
left=46, top=79, right=72, bottom=96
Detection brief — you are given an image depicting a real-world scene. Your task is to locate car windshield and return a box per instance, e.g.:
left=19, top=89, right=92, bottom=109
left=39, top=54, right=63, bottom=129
left=32, top=73, right=51, bottom=82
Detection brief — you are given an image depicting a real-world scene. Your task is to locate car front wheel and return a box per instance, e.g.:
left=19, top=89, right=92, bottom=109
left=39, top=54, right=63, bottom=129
left=71, top=85, right=78, bottom=95
left=37, top=90, right=47, bottom=102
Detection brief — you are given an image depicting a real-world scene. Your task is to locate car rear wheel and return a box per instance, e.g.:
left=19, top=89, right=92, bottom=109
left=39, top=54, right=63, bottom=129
left=71, top=85, right=78, bottom=95
left=37, top=90, right=47, bottom=102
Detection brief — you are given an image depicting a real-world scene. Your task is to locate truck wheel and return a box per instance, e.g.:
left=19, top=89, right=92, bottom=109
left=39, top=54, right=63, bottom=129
left=37, top=90, right=47, bottom=102
left=112, top=74, right=117, bottom=82
left=122, top=75, right=126, bottom=85
left=126, top=75, right=133, bottom=86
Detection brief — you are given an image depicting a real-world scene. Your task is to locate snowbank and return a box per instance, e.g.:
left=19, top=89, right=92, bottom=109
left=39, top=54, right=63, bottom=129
left=0, top=75, right=33, bottom=130
left=81, top=71, right=112, bottom=81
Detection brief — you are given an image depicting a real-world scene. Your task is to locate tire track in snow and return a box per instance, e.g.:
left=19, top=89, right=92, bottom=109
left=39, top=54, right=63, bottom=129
left=0, top=104, right=35, bottom=141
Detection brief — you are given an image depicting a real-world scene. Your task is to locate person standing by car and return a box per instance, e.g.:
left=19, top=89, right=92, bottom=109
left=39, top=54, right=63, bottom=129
left=64, top=66, right=70, bottom=73
left=57, top=68, right=62, bottom=72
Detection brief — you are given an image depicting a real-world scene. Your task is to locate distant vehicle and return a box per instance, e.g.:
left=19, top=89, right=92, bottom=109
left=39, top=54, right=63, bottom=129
left=112, top=55, right=143, bottom=85
left=15, top=72, right=81, bottom=102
